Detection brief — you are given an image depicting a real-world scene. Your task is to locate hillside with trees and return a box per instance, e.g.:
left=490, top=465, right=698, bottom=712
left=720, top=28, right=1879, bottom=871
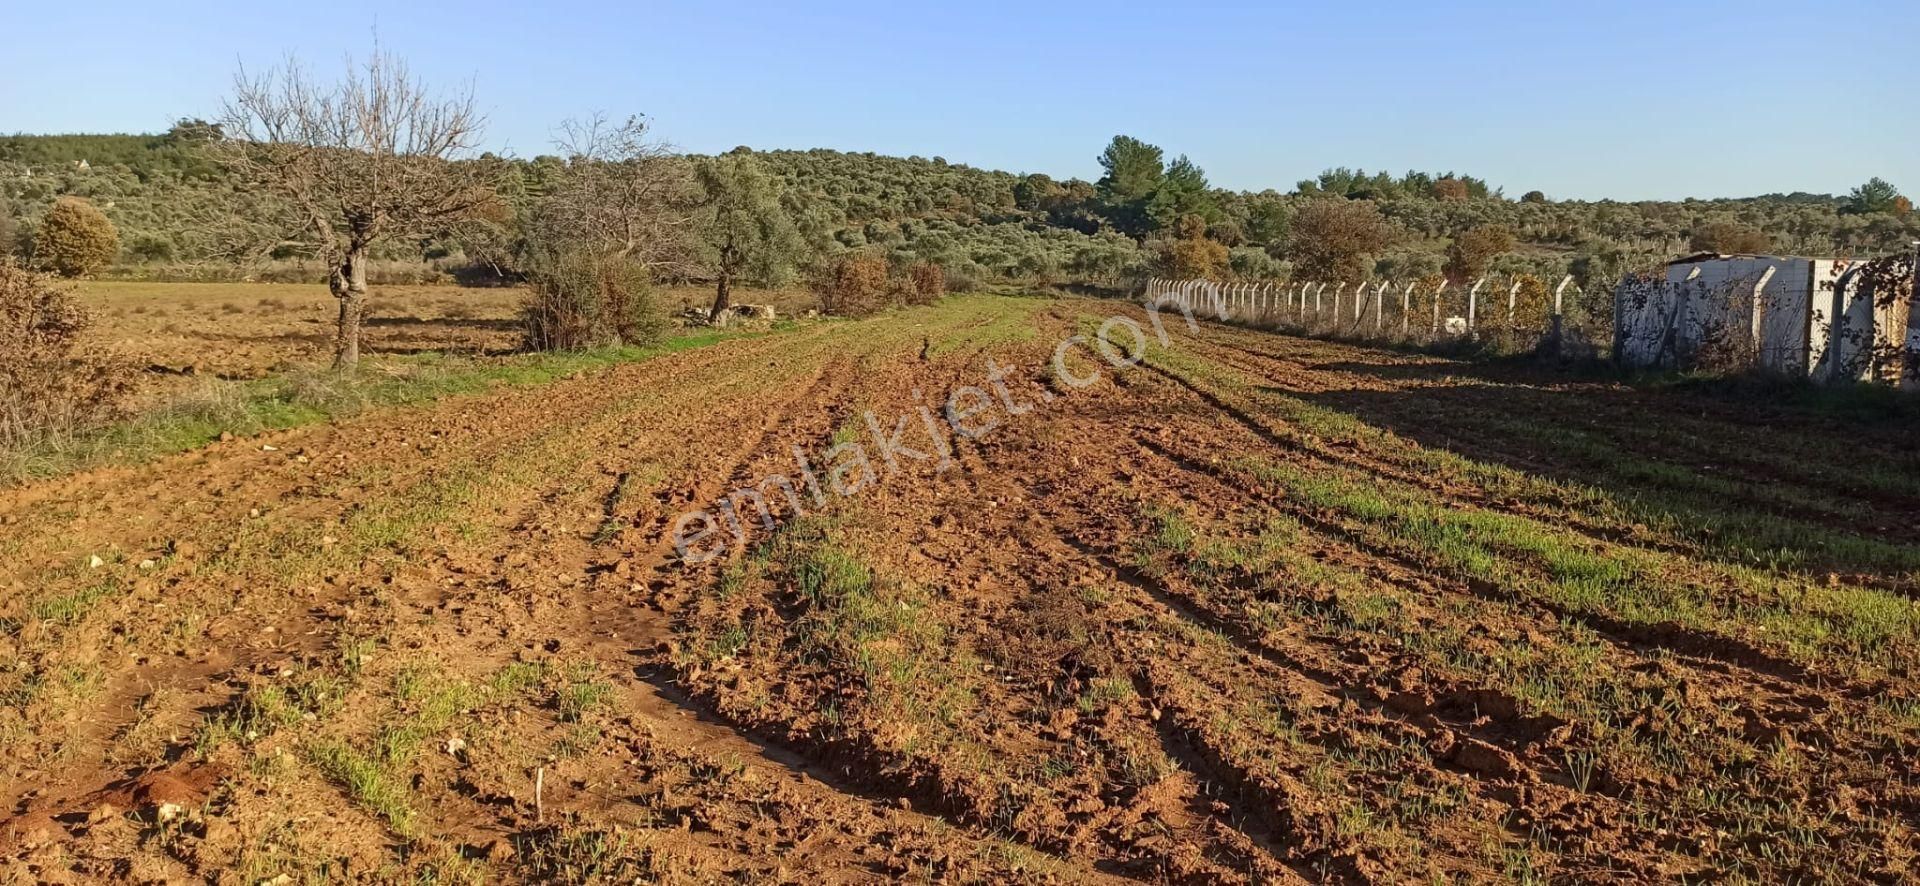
left=2, top=127, right=1915, bottom=294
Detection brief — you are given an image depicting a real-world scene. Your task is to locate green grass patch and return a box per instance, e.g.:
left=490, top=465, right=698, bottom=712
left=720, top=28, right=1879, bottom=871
left=1143, top=344, right=1920, bottom=595
left=310, top=740, right=417, bottom=834
left=26, top=578, right=121, bottom=626
left=0, top=329, right=746, bottom=486
left=1227, top=455, right=1920, bottom=675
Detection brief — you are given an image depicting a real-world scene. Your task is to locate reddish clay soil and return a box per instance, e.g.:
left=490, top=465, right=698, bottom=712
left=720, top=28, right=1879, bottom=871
left=3, top=296, right=1918, bottom=883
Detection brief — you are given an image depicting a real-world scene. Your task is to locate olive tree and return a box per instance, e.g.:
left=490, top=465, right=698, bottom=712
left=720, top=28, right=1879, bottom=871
left=692, top=153, right=804, bottom=322
left=216, top=48, right=498, bottom=366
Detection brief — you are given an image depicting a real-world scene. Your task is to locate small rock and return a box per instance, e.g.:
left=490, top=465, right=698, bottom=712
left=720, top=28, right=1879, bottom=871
left=88, top=555, right=104, bottom=569
left=445, top=737, right=467, bottom=756
left=219, top=431, right=235, bottom=442
left=86, top=802, right=120, bottom=824
left=156, top=802, right=183, bottom=823
left=261, top=444, right=278, bottom=452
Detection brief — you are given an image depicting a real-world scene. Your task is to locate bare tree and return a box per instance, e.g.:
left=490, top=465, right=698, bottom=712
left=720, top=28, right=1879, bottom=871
left=216, top=47, right=498, bottom=366
left=525, top=114, right=697, bottom=274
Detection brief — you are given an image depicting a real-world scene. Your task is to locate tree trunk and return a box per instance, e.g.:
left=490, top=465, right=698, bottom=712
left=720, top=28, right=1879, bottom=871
left=332, top=248, right=369, bottom=368
left=708, top=270, right=733, bottom=324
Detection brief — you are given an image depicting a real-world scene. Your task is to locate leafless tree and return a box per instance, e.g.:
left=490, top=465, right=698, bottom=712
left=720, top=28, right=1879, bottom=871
left=523, top=114, right=697, bottom=275
left=215, top=47, right=499, bottom=367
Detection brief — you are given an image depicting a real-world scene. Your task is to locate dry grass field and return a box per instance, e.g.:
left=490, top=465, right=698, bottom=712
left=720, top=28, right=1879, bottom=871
left=3, top=294, right=1919, bottom=883
left=73, top=281, right=821, bottom=381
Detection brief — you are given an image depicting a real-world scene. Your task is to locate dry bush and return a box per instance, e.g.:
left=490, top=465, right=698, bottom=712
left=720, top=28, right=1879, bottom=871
left=0, top=260, right=133, bottom=445
left=34, top=197, right=120, bottom=278
left=1286, top=199, right=1397, bottom=282
left=1690, top=288, right=1760, bottom=374
left=1482, top=274, right=1551, bottom=343
left=1858, top=253, right=1917, bottom=384
left=520, top=252, right=665, bottom=351
left=1166, top=214, right=1230, bottom=280
left=818, top=254, right=891, bottom=317
left=1689, top=221, right=1772, bottom=255
left=1443, top=225, right=1515, bottom=284
left=900, top=262, right=946, bottom=306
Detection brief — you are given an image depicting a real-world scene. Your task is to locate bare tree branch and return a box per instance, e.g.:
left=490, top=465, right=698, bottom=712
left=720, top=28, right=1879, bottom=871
left=524, top=114, right=699, bottom=276
left=211, top=46, right=501, bottom=366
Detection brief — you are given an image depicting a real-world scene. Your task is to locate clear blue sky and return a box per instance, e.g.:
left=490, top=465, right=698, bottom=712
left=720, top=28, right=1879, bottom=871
left=5, top=0, right=1915, bottom=200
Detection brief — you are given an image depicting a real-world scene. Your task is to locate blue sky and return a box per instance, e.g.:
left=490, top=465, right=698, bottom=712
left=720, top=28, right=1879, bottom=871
left=5, top=0, right=1915, bottom=200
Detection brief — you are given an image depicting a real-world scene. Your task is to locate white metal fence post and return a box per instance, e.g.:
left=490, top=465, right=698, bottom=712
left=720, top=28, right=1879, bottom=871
left=1468, top=278, right=1486, bottom=330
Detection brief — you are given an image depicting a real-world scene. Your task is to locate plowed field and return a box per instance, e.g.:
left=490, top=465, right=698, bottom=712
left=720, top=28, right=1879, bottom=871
left=4, top=295, right=1918, bottom=883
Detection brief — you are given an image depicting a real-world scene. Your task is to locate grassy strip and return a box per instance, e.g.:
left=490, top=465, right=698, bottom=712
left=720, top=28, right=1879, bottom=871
left=1149, top=343, right=1920, bottom=581
left=1225, top=454, right=1920, bottom=676
left=0, top=328, right=751, bottom=486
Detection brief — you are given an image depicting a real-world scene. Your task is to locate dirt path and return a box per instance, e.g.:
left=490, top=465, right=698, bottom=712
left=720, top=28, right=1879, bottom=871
left=4, top=296, right=1918, bottom=884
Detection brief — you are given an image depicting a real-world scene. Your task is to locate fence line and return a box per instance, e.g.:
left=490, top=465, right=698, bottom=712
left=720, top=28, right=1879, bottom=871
left=1142, top=274, right=1600, bottom=353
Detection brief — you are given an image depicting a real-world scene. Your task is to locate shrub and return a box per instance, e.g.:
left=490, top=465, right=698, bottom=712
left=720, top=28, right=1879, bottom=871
left=0, top=195, right=17, bottom=257
left=1228, top=246, right=1285, bottom=280
left=0, top=260, right=132, bottom=445
left=34, top=197, right=120, bottom=278
left=944, top=264, right=983, bottom=295
left=1443, top=225, right=1517, bottom=284
left=519, top=252, right=664, bottom=351
left=1688, top=221, right=1772, bottom=255
left=902, top=262, right=946, bottom=304
left=1165, top=214, right=1231, bottom=280
left=818, top=254, right=891, bottom=317
left=1285, top=199, right=1398, bottom=282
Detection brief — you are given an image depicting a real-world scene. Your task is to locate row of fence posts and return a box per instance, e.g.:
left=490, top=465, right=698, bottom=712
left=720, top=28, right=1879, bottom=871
left=1142, top=276, right=1584, bottom=341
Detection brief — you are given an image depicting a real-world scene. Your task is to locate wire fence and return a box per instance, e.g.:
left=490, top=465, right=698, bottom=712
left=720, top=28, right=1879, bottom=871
left=1143, top=275, right=1609, bottom=357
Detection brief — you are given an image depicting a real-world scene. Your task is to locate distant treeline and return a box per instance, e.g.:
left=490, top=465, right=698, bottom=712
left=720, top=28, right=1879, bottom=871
left=2, top=124, right=1915, bottom=290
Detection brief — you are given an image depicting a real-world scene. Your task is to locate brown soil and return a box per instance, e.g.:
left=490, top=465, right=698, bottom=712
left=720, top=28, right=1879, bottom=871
left=75, top=281, right=821, bottom=383
left=3, top=295, right=1917, bottom=883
